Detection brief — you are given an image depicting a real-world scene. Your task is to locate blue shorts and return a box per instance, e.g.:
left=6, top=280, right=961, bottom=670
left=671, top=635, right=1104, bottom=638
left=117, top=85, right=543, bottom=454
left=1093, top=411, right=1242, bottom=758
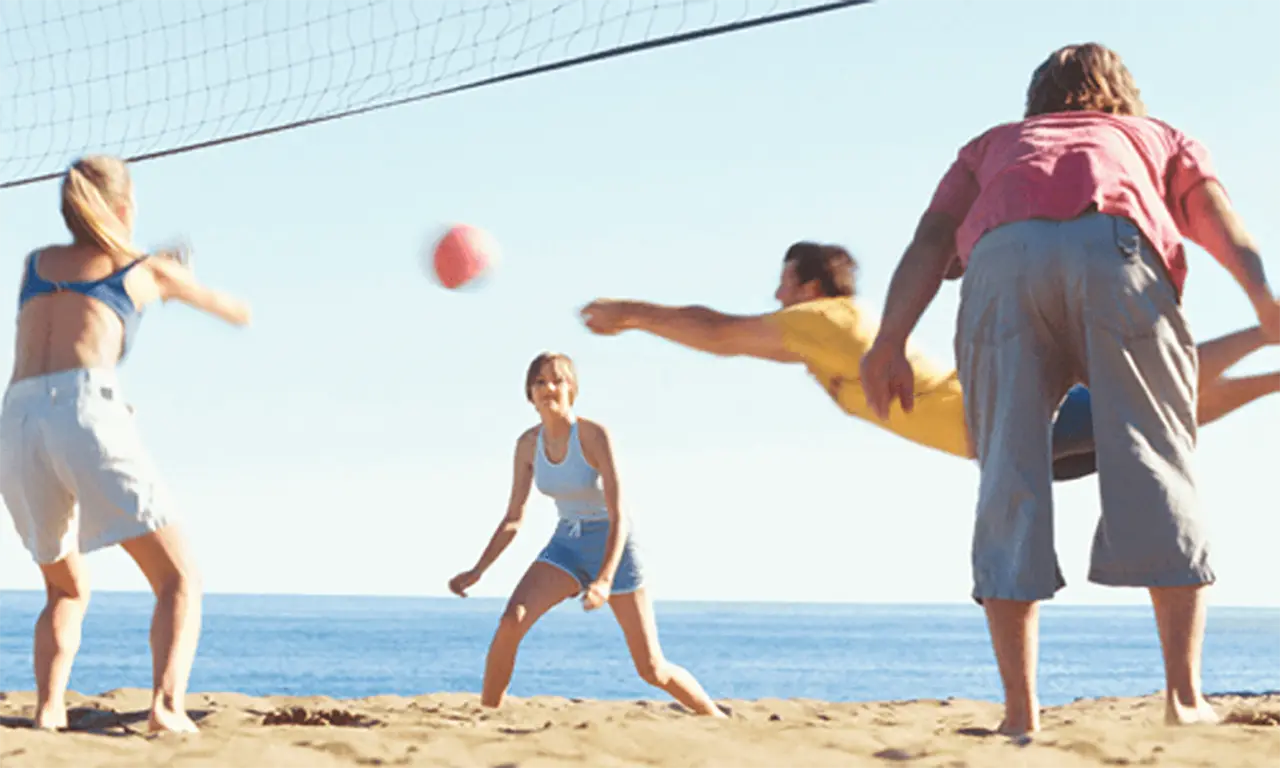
left=1052, top=385, right=1097, bottom=482
left=535, top=518, right=644, bottom=595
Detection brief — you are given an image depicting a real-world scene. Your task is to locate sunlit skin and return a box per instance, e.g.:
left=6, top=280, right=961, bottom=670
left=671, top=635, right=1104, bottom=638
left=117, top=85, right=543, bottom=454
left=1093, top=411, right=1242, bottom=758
left=447, top=358, right=727, bottom=717
left=9, top=158, right=250, bottom=734
left=579, top=260, right=1277, bottom=438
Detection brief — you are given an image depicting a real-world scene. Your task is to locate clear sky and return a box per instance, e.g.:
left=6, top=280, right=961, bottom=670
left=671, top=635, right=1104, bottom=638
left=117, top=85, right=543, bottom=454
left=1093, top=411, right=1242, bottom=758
left=0, top=1, right=1276, bottom=606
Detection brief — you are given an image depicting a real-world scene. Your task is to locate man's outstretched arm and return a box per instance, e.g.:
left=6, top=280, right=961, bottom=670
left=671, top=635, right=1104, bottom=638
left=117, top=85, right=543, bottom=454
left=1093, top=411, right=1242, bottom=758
left=580, top=299, right=801, bottom=363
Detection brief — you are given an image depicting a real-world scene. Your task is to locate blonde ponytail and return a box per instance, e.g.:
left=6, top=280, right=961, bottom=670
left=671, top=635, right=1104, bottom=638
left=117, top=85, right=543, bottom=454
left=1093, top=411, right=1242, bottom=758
left=59, top=155, right=140, bottom=259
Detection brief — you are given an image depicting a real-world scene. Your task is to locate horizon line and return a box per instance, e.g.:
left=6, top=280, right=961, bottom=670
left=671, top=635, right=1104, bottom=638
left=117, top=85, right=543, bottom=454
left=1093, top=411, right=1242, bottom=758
left=0, top=588, right=1276, bottom=610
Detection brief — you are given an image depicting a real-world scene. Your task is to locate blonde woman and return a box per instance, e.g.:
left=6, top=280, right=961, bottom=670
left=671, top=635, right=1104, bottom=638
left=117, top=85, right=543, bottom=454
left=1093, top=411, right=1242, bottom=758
left=0, top=155, right=250, bottom=732
left=449, top=352, right=724, bottom=717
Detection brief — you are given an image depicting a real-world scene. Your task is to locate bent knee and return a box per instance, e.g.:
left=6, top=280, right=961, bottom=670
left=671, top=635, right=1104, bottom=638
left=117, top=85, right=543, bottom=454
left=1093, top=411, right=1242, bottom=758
left=634, top=656, right=669, bottom=687
left=47, top=581, right=90, bottom=607
left=496, top=603, right=533, bottom=637
left=155, top=567, right=202, bottom=601
left=41, top=560, right=90, bottom=604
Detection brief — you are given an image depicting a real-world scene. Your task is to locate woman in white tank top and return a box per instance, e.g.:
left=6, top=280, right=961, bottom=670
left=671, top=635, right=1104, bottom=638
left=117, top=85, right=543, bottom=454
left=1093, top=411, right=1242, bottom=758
left=448, top=352, right=725, bottom=717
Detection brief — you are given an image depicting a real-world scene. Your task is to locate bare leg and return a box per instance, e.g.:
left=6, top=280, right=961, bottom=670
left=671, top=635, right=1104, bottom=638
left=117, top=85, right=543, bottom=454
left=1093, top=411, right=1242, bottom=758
left=33, top=553, right=91, bottom=730
left=1150, top=586, right=1219, bottom=725
left=1196, top=326, right=1268, bottom=384
left=120, top=525, right=202, bottom=734
left=982, top=598, right=1040, bottom=735
left=1197, top=372, right=1280, bottom=427
left=609, top=589, right=725, bottom=717
left=481, top=562, right=579, bottom=708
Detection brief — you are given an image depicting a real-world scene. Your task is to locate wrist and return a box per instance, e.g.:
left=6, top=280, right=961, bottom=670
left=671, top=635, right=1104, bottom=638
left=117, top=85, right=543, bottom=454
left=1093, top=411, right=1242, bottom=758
left=621, top=301, right=651, bottom=330
left=870, top=327, right=909, bottom=352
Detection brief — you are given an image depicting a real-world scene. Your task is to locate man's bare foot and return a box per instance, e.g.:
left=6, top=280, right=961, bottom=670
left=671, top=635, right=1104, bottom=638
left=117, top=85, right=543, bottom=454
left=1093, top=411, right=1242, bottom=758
left=148, top=705, right=199, bottom=734
left=1166, top=697, right=1220, bottom=726
left=33, top=702, right=67, bottom=731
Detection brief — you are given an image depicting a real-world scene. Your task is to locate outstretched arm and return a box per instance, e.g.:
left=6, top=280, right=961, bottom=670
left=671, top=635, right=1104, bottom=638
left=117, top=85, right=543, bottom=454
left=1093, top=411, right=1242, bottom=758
left=1196, top=325, right=1270, bottom=384
left=1192, top=324, right=1278, bottom=426
left=1198, top=372, right=1279, bottom=427
left=449, top=431, right=537, bottom=597
left=150, top=253, right=252, bottom=327
left=580, top=299, right=801, bottom=362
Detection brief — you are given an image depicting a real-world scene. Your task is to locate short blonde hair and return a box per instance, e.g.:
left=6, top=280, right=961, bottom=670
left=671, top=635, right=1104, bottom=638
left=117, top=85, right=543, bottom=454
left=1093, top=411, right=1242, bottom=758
left=60, top=155, right=139, bottom=257
left=1025, top=43, right=1146, bottom=119
left=524, top=352, right=578, bottom=403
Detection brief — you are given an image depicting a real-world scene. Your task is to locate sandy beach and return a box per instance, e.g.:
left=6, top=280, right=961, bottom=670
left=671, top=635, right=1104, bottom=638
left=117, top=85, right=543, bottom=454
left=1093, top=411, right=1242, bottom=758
left=1, top=688, right=1277, bottom=767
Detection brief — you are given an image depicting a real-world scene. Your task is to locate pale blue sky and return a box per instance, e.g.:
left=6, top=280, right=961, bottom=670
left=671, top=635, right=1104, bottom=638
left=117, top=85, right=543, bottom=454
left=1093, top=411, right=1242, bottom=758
left=0, top=1, right=1276, bottom=606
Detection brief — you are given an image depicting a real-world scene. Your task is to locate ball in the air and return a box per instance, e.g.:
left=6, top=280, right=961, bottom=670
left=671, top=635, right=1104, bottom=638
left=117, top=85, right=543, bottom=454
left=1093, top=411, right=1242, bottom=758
left=429, top=224, right=498, bottom=290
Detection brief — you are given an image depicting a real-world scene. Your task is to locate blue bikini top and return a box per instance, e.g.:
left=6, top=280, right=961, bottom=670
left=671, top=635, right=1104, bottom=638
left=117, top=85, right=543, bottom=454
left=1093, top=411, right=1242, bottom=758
left=17, top=250, right=147, bottom=361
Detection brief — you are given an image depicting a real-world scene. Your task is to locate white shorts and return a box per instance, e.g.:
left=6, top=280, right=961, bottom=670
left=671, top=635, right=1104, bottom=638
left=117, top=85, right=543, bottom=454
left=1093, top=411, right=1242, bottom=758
left=0, top=368, right=176, bottom=564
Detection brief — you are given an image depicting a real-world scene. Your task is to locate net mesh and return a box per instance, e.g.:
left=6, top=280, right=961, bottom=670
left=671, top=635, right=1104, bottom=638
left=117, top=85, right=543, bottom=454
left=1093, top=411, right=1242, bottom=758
left=1, top=0, right=869, bottom=189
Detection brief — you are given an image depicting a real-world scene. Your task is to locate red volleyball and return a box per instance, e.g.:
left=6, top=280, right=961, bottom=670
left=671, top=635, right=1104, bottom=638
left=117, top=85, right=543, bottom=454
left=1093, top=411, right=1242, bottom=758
left=430, top=224, right=498, bottom=289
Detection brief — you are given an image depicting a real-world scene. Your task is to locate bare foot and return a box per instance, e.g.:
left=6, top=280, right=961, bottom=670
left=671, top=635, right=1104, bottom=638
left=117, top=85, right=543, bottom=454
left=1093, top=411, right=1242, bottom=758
left=1166, top=697, right=1220, bottom=726
left=33, top=703, right=67, bottom=731
left=149, top=705, right=199, bottom=734
left=996, top=711, right=1041, bottom=736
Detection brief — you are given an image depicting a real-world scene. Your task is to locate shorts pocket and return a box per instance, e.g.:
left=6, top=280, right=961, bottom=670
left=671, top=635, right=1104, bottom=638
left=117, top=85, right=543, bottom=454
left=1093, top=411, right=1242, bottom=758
left=1085, top=217, right=1187, bottom=344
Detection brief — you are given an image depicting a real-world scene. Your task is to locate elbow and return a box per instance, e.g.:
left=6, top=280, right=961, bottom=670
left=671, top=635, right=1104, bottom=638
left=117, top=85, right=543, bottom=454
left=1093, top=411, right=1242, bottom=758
left=912, top=213, right=961, bottom=271
left=501, top=510, right=525, bottom=533
left=942, top=255, right=964, bottom=281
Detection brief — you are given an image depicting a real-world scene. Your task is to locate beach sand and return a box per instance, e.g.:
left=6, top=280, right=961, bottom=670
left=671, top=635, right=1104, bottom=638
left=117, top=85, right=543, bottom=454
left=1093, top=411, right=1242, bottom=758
left=1, top=689, right=1277, bottom=767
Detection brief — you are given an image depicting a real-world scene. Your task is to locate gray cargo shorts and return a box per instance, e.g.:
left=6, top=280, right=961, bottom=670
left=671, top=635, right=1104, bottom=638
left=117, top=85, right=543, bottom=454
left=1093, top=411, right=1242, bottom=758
left=955, top=211, right=1212, bottom=603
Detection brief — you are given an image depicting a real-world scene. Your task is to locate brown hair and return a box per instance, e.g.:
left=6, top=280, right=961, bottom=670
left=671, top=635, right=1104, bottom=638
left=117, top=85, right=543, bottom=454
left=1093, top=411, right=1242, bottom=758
left=524, top=352, right=578, bottom=403
left=783, top=242, right=857, bottom=298
left=1025, top=43, right=1146, bottom=118
left=60, top=155, right=139, bottom=257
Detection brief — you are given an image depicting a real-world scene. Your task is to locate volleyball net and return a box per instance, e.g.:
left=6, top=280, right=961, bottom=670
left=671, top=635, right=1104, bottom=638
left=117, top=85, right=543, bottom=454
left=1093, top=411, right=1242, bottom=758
left=1, top=0, right=872, bottom=189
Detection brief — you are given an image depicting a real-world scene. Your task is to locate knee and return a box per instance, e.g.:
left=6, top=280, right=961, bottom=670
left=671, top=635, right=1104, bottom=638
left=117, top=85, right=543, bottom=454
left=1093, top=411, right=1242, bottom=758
left=43, top=564, right=91, bottom=609
left=495, top=603, right=531, bottom=642
left=634, top=655, right=669, bottom=687
left=155, top=565, right=202, bottom=603
left=47, top=582, right=90, bottom=611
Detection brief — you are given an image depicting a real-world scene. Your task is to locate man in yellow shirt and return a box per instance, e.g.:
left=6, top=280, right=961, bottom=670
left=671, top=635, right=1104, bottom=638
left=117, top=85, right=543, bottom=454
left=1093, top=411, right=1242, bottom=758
left=579, top=241, right=1277, bottom=479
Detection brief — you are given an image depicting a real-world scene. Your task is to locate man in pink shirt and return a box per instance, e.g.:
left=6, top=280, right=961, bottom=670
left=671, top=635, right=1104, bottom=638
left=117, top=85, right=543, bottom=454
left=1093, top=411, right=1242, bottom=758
left=860, top=43, right=1278, bottom=735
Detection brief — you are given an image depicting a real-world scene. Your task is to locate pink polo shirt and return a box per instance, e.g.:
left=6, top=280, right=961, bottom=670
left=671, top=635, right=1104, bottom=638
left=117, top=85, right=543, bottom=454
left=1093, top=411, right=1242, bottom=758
left=925, top=111, right=1220, bottom=296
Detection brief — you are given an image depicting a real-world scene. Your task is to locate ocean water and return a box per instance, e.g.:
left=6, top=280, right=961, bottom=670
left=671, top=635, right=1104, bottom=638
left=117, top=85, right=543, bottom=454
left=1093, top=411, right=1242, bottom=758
left=0, top=592, right=1276, bottom=707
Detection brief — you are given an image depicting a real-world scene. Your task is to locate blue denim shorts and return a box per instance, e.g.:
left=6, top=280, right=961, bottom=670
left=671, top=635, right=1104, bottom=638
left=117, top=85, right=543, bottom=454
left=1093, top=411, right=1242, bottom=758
left=1052, top=384, right=1097, bottom=481
left=535, top=518, right=644, bottom=595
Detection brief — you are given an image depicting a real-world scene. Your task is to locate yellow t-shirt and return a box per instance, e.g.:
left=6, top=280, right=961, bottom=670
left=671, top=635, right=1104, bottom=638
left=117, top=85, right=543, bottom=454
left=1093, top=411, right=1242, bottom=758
left=765, top=297, right=972, bottom=459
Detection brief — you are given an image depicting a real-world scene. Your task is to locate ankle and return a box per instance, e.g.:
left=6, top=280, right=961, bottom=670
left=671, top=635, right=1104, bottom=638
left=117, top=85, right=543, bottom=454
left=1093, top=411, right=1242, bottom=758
left=1165, top=674, right=1202, bottom=703
left=1166, top=687, right=1204, bottom=708
left=1002, top=697, right=1040, bottom=727
left=152, top=691, right=184, bottom=713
